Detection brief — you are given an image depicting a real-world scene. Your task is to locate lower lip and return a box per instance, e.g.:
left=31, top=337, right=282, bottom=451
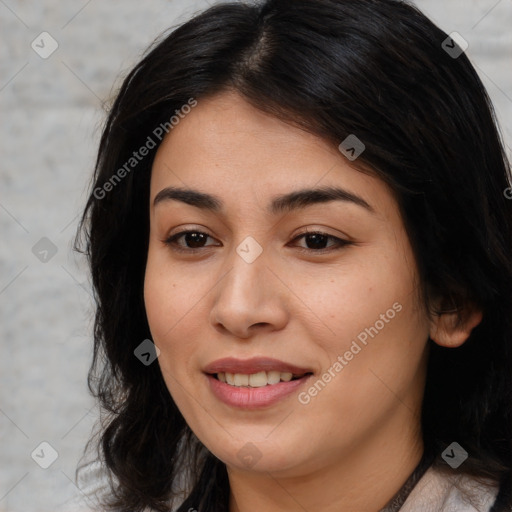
left=205, top=373, right=312, bottom=409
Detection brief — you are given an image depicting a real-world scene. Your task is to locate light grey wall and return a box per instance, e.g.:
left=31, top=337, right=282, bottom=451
left=1, top=1, right=510, bottom=511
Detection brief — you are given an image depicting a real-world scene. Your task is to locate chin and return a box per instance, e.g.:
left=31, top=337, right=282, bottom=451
left=203, top=433, right=311, bottom=474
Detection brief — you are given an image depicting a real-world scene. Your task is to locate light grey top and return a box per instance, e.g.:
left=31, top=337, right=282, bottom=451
left=400, top=465, right=500, bottom=512
left=56, top=459, right=502, bottom=512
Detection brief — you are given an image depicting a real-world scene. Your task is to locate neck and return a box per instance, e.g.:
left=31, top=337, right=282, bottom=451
left=227, top=413, right=424, bottom=512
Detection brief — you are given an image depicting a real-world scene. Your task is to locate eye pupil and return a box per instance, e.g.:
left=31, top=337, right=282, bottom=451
left=185, top=232, right=207, bottom=248
left=305, top=233, right=328, bottom=249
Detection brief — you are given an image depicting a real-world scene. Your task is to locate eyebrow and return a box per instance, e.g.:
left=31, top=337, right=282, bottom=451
left=153, top=185, right=375, bottom=215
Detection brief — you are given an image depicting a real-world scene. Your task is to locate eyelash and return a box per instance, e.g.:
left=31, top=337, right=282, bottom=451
left=163, top=229, right=351, bottom=255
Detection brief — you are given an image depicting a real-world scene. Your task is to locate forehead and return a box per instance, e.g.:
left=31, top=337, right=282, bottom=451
left=149, top=90, right=393, bottom=219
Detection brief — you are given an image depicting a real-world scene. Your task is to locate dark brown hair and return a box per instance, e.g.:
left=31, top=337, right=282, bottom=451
left=76, top=0, right=512, bottom=510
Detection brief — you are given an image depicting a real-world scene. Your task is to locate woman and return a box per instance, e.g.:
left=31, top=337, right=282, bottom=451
left=75, top=0, right=512, bottom=510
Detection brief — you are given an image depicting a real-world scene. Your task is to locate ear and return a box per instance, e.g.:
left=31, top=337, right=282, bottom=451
left=429, top=300, right=483, bottom=348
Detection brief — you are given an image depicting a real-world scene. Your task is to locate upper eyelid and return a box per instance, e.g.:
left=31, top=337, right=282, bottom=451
left=166, top=228, right=345, bottom=240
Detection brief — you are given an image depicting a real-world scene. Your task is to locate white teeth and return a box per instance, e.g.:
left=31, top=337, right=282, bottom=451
left=234, top=373, right=249, bottom=386
left=280, top=372, right=293, bottom=382
left=267, top=370, right=281, bottom=385
left=248, top=371, right=267, bottom=387
left=217, top=371, right=304, bottom=387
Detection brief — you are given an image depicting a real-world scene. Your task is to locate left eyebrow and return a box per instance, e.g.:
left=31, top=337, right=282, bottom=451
left=153, top=185, right=375, bottom=215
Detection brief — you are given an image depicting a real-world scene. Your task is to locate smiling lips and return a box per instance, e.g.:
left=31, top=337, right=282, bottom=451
left=203, top=357, right=314, bottom=409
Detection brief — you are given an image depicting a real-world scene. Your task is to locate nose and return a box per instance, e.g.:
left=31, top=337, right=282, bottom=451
left=210, top=248, right=289, bottom=339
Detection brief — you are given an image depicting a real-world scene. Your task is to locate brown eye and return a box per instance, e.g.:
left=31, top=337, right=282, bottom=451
left=164, top=231, right=217, bottom=252
left=292, top=230, right=351, bottom=253
left=164, top=229, right=351, bottom=255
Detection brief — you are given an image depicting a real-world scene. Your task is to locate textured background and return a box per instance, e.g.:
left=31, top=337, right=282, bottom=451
left=1, top=1, right=511, bottom=511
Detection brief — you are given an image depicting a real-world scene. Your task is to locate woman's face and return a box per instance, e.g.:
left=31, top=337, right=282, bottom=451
left=144, top=90, right=430, bottom=476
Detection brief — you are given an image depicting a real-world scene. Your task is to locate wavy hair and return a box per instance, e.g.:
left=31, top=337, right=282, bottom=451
left=75, top=0, right=512, bottom=510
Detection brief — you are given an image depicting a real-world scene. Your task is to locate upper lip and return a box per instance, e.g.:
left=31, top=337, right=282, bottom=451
left=203, top=357, right=313, bottom=376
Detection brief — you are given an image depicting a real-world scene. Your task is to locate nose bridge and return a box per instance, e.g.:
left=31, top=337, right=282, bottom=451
left=220, top=238, right=269, bottom=307
left=210, top=237, right=288, bottom=336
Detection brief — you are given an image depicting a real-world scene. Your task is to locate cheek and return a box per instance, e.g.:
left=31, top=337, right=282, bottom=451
left=143, top=246, right=218, bottom=400
left=143, top=250, right=195, bottom=369
left=304, top=256, right=417, bottom=354
left=300, top=243, right=428, bottom=405
left=304, top=291, right=428, bottom=426
left=144, top=265, right=198, bottom=415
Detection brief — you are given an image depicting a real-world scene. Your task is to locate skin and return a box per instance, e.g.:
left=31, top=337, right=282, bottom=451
left=144, top=89, right=482, bottom=512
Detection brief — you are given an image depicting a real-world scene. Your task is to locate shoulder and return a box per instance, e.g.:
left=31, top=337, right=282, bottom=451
left=401, top=465, right=500, bottom=512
